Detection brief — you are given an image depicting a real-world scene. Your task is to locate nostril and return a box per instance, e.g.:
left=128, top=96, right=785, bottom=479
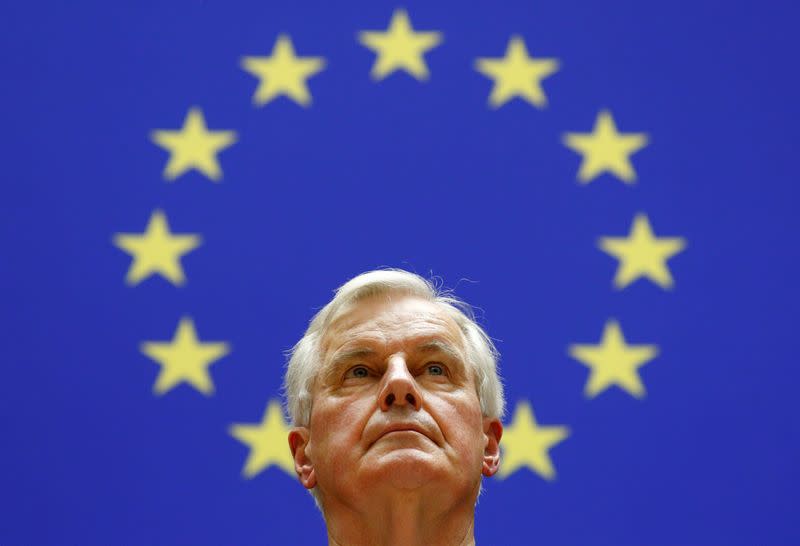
left=385, top=393, right=395, bottom=406
left=405, top=393, right=416, bottom=406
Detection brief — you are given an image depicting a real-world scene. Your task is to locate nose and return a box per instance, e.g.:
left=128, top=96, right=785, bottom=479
left=378, top=355, right=423, bottom=412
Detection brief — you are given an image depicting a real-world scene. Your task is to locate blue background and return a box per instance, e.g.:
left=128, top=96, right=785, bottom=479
left=1, top=0, right=798, bottom=544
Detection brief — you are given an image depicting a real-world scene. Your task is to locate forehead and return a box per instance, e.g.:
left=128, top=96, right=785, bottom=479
left=321, top=294, right=464, bottom=354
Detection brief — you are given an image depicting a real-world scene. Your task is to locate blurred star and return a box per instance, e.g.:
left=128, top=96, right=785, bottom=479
left=563, top=110, right=648, bottom=183
left=150, top=107, right=237, bottom=182
left=475, top=36, right=559, bottom=108
left=499, top=401, right=569, bottom=480
left=568, top=320, right=658, bottom=398
left=140, top=317, right=230, bottom=395
left=230, top=400, right=295, bottom=477
left=241, top=34, right=326, bottom=107
left=113, top=210, right=201, bottom=286
left=358, top=9, right=443, bottom=81
left=599, top=213, right=687, bottom=289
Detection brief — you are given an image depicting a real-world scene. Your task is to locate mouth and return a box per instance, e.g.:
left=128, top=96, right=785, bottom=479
left=372, top=424, right=433, bottom=447
left=383, top=429, right=424, bottom=437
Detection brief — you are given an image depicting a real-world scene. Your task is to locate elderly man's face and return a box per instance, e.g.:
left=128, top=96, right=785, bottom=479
left=290, top=294, right=501, bottom=504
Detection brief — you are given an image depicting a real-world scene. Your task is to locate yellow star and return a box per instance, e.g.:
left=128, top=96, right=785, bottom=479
left=140, top=317, right=230, bottom=396
left=498, top=401, right=569, bottom=480
left=474, top=36, right=559, bottom=108
left=241, top=34, right=326, bottom=107
left=600, top=213, right=687, bottom=289
left=563, top=110, right=649, bottom=184
left=568, top=320, right=658, bottom=399
left=230, top=400, right=295, bottom=478
left=113, top=210, right=201, bottom=286
left=150, top=107, right=237, bottom=182
left=358, top=9, right=443, bottom=81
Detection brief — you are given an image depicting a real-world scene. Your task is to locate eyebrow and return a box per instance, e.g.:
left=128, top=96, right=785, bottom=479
left=328, top=347, right=378, bottom=370
left=416, top=340, right=463, bottom=363
left=328, top=339, right=463, bottom=371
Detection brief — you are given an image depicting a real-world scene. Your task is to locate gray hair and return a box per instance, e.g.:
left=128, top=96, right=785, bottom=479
left=283, top=268, right=505, bottom=426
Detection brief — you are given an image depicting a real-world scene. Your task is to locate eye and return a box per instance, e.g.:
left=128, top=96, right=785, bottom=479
left=344, top=365, right=370, bottom=379
left=426, top=363, right=445, bottom=376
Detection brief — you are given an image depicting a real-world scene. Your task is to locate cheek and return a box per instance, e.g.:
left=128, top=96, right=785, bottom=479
left=438, top=398, right=486, bottom=460
left=308, top=396, right=373, bottom=458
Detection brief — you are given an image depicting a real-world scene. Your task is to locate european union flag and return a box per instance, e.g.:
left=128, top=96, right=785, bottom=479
left=2, top=1, right=798, bottom=544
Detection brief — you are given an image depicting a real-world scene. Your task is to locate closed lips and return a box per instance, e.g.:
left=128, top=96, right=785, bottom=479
left=370, top=423, right=433, bottom=447
left=364, top=412, right=444, bottom=448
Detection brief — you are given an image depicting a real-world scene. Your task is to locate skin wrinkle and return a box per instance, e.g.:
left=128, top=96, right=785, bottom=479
left=319, top=315, right=477, bottom=402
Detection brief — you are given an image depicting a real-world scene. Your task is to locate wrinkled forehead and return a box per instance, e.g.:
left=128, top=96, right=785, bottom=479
left=319, top=294, right=467, bottom=358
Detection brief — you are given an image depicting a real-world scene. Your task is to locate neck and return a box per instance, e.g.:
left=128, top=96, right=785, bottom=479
left=322, top=489, right=477, bottom=546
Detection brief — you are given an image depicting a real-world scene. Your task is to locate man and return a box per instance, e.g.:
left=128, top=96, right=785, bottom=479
left=284, top=269, right=505, bottom=545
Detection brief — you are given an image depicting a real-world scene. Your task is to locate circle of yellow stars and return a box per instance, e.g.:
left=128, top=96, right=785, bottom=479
left=112, top=7, right=688, bottom=485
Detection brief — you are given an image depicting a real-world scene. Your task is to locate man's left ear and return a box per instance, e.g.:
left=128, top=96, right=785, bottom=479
left=481, top=417, right=503, bottom=477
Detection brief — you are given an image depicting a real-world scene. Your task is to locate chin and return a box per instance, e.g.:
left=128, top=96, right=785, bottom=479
left=364, top=447, right=447, bottom=490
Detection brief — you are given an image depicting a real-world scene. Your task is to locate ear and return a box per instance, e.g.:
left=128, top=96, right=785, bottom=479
left=288, top=427, right=317, bottom=489
left=481, top=417, right=503, bottom=478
